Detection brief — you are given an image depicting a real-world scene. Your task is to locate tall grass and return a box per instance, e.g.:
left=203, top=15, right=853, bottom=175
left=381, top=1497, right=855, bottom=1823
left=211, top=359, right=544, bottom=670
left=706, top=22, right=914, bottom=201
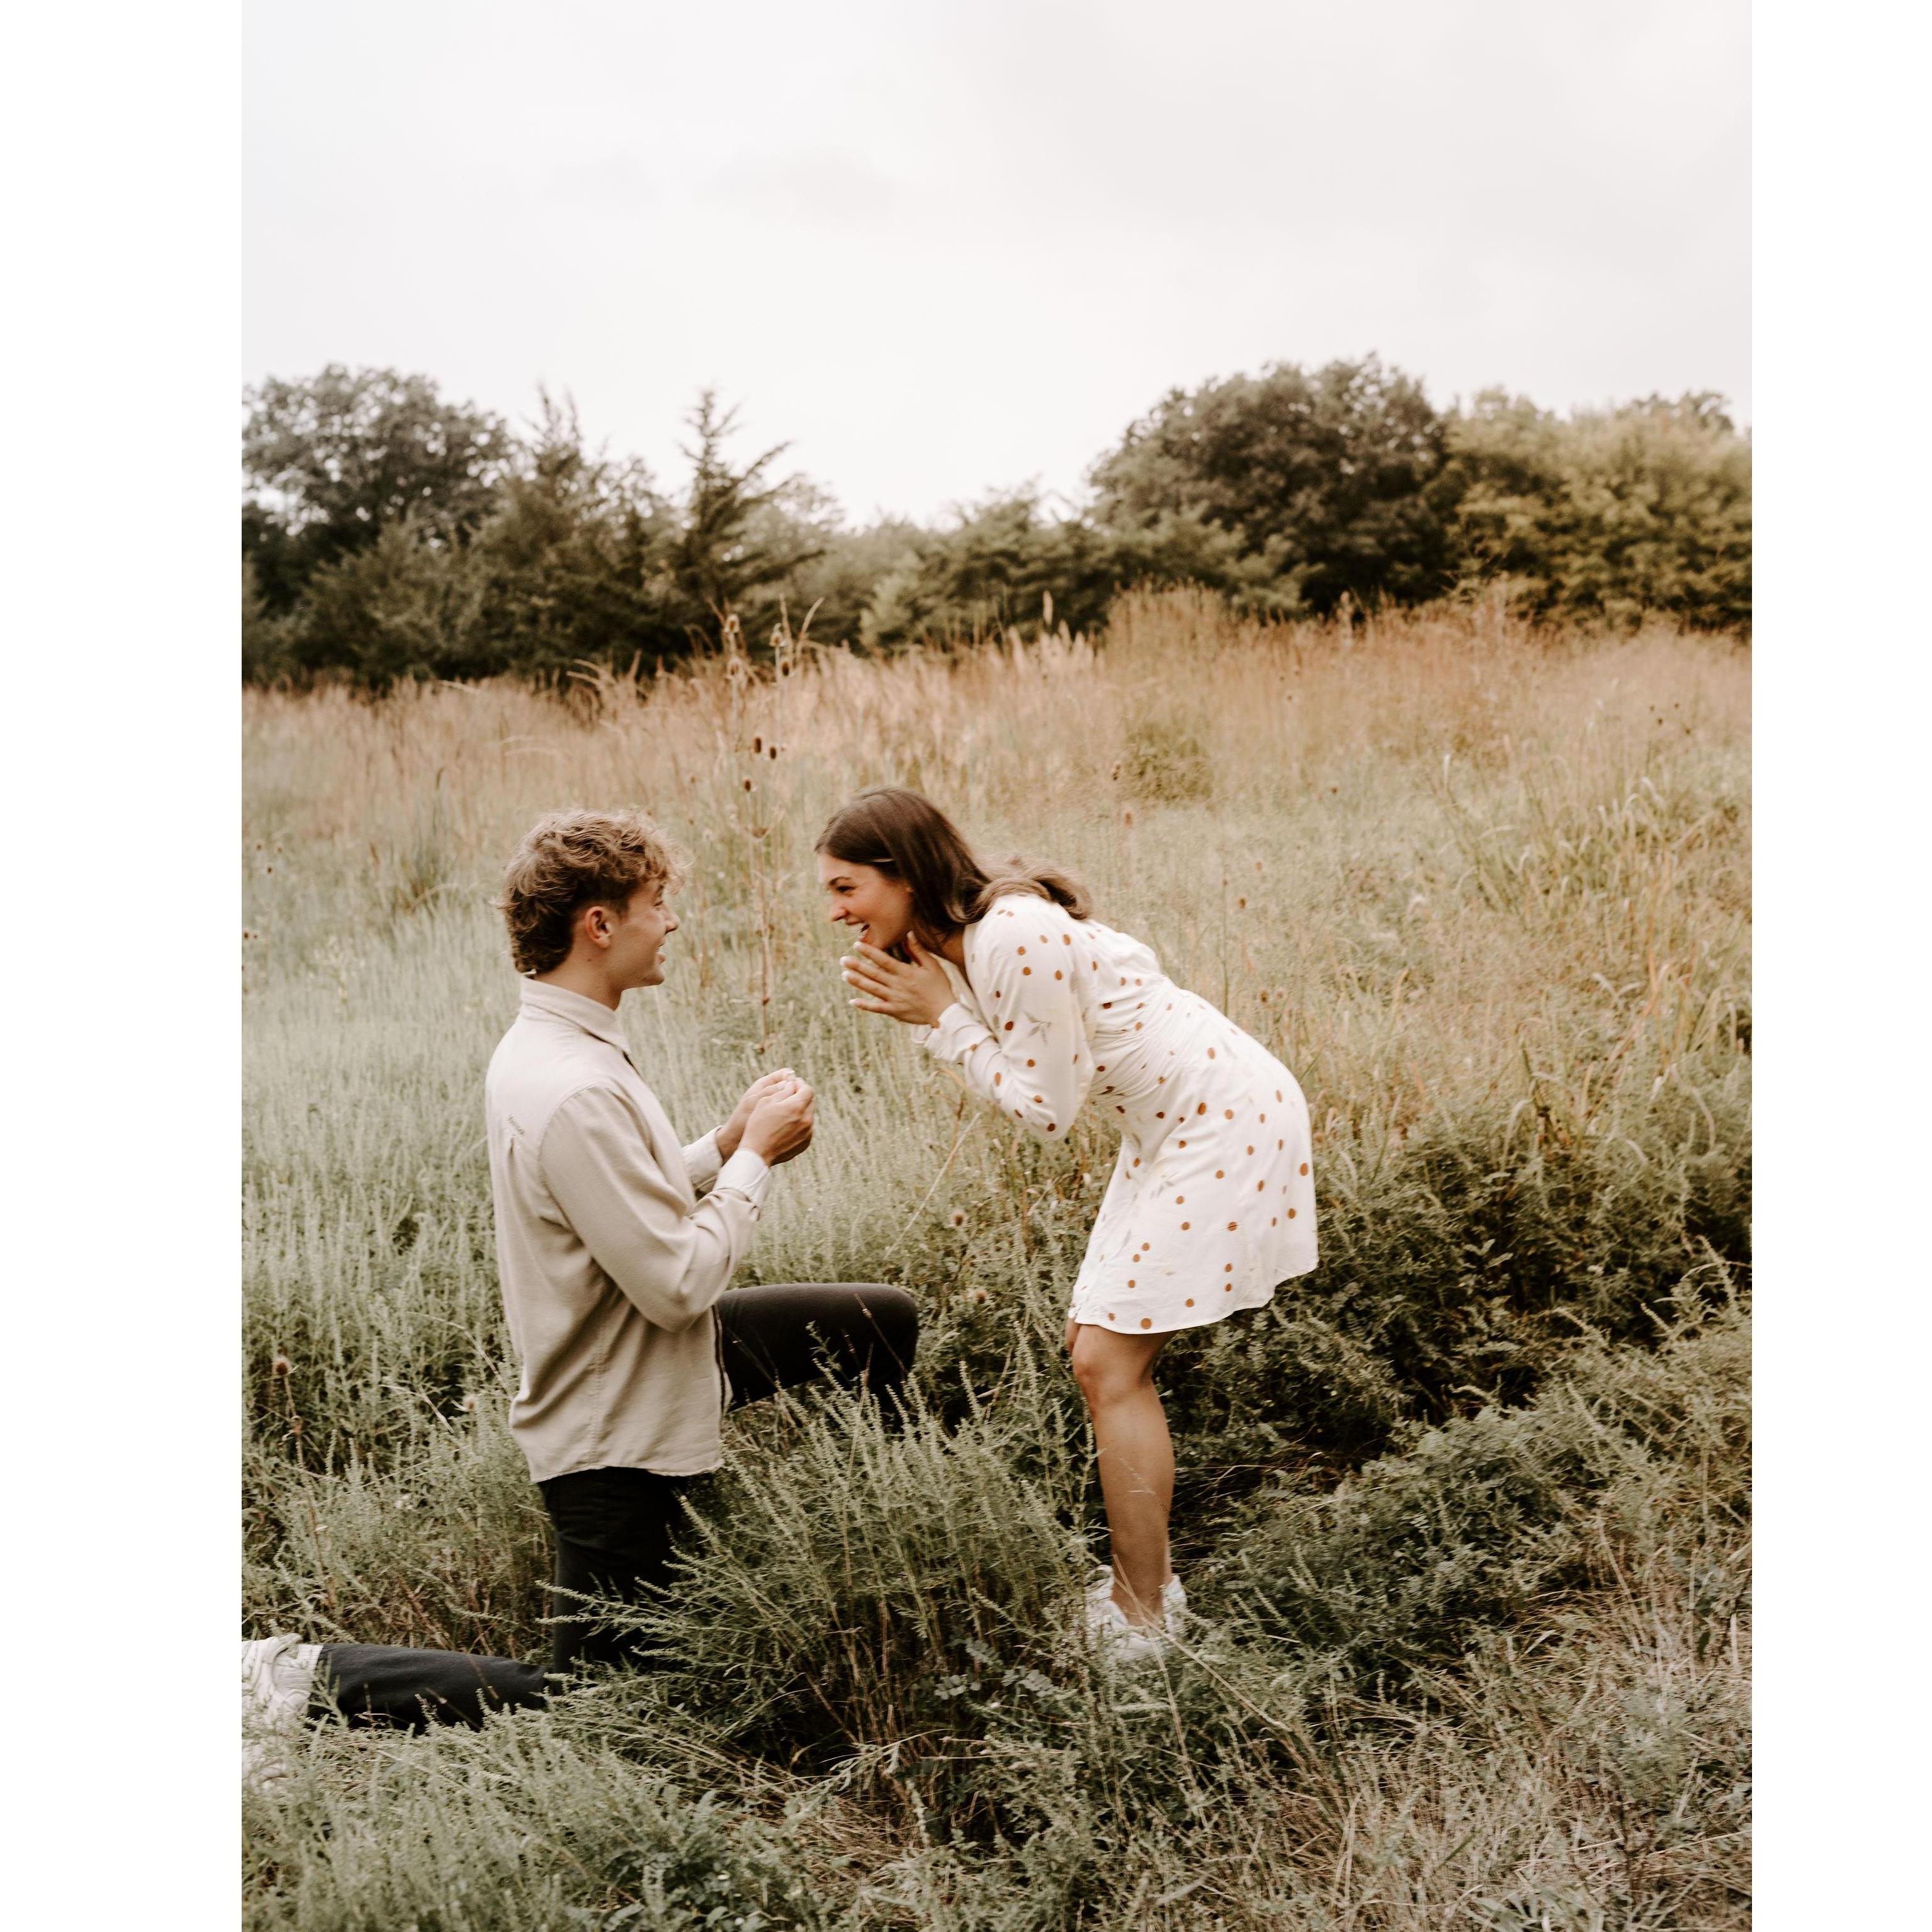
left=244, top=591, right=1749, bottom=1927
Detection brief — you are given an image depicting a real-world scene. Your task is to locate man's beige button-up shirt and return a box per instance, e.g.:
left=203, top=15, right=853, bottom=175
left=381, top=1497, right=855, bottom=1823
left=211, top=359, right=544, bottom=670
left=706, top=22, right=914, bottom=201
left=485, top=980, right=770, bottom=1483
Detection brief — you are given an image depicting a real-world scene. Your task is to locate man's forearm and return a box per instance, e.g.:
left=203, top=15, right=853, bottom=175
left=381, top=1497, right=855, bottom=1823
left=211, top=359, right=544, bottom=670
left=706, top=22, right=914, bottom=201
left=714, top=1117, right=743, bottom=1162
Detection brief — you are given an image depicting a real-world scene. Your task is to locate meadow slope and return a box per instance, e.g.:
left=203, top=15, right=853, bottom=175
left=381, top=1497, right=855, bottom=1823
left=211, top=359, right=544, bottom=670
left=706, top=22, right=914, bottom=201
left=244, top=591, right=1750, bottom=1930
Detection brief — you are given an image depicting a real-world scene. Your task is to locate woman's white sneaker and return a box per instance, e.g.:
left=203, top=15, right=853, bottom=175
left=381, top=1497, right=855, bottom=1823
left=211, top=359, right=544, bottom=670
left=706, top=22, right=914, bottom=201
left=1083, top=1569, right=1189, bottom=1662
left=1086, top=1591, right=1167, bottom=1664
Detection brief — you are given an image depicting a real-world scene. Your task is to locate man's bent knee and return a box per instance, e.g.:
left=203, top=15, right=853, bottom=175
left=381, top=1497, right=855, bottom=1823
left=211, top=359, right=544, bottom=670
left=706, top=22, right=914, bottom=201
left=863, top=1284, right=918, bottom=1357
left=851, top=1284, right=918, bottom=1393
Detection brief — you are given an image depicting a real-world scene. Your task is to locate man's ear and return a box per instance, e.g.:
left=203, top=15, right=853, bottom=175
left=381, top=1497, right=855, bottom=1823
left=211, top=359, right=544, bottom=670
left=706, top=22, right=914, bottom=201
left=580, top=902, right=615, bottom=951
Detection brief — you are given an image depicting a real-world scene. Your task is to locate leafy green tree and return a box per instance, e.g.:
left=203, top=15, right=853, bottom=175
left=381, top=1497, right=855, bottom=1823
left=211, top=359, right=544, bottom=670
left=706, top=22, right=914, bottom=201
left=240, top=355, right=1753, bottom=687
left=1445, top=392, right=1751, bottom=629
left=240, top=554, right=295, bottom=684
left=860, top=493, right=1276, bottom=651
left=462, top=391, right=834, bottom=676
left=285, top=517, right=483, bottom=690
left=862, top=493, right=1120, bottom=648
left=755, top=506, right=921, bottom=649
left=242, top=366, right=514, bottom=609
left=242, top=377, right=851, bottom=685
left=667, top=391, right=826, bottom=641
left=463, top=394, right=677, bottom=678
left=1091, top=355, right=1456, bottom=615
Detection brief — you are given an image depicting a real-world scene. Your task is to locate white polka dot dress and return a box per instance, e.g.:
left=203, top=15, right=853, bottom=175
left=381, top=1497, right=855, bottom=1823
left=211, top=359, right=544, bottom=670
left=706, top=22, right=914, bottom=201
left=920, top=893, right=1317, bottom=1335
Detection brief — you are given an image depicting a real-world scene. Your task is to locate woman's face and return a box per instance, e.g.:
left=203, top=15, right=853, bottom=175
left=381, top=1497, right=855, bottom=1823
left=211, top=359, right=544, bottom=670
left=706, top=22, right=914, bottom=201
left=817, top=851, right=915, bottom=953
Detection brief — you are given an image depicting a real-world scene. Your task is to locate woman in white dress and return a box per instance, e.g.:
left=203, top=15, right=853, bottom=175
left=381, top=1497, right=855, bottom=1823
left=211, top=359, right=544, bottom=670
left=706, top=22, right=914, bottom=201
left=818, top=788, right=1317, bottom=1656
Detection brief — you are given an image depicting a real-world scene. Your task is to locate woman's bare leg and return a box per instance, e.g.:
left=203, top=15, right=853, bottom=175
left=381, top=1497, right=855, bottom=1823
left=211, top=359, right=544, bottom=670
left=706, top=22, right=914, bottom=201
left=1068, top=1323, right=1174, bottom=1628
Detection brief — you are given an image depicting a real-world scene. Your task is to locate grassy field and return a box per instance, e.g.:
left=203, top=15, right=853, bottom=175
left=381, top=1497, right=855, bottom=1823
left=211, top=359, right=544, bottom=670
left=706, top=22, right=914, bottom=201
left=242, top=590, right=1751, bottom=1929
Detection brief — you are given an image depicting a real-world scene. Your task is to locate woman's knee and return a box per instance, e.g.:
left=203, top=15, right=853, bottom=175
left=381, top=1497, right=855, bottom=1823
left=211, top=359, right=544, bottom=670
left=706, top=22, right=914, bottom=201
left=1069, top=1327, right=1158, bottom=1407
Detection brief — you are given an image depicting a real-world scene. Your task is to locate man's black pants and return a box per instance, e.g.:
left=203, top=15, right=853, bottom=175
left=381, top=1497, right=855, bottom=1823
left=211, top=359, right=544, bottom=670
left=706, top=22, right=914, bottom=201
left=308, top=1643, right=549, bottom=1728
left=536, top=1281, right=918, bottom=1675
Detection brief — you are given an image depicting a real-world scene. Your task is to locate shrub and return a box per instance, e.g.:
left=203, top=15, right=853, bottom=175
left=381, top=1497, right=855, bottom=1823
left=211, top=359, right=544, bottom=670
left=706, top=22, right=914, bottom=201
left=1225, top=1302, right=1749, bottom=1693
left=1118, top=709, right=1213, bottom=804
left=862, top=493, right=1125, bottom=649
left=245, top=1719, right=840, bottom=1931
left=631, top=1376, right=1088, bottom=1764
left=244, top=1391, right=550, bottom=1657
left=284, top=517, right=481, bottom=690
left=1447, top=391, right=1751, bottom=630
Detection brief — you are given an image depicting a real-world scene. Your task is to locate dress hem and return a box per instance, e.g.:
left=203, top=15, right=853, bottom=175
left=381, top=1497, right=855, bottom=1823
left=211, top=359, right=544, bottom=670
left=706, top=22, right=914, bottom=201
left=1067, top=1263, right=1315, bottom=1338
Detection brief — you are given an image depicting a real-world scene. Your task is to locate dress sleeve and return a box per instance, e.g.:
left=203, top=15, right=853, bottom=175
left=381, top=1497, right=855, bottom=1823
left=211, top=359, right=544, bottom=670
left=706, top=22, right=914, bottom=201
left=924, top=900, right=1087, bottom=1142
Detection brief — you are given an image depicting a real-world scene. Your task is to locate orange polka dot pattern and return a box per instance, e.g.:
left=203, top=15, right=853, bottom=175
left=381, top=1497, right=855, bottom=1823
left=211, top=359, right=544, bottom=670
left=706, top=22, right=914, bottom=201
left=913, top=890, right=1317, bottom=1341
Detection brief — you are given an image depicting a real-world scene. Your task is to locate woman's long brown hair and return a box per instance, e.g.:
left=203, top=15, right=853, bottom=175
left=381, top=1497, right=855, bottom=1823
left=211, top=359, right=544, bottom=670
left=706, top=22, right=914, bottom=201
left=816, top=787, right=1091, bottom=946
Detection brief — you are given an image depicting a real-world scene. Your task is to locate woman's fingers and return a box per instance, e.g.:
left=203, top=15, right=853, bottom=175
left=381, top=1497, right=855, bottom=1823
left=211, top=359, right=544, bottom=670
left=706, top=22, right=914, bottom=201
left=841, top=945, right=929, bottom=1022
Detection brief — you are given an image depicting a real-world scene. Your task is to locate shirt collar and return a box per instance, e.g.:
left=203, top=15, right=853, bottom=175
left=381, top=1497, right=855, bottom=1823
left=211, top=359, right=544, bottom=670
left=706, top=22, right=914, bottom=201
left=517, top=978, right=634, bottom=1055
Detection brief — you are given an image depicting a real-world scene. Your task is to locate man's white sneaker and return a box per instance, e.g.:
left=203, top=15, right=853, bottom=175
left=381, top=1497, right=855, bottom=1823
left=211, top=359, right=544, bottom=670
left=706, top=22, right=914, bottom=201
left=242, top=1634, right=322, bottom=1793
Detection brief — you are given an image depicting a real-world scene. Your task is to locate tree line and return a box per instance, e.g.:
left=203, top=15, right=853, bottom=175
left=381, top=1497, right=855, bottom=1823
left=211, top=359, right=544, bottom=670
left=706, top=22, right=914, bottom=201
left=243, top=357, right=1750, bottom=687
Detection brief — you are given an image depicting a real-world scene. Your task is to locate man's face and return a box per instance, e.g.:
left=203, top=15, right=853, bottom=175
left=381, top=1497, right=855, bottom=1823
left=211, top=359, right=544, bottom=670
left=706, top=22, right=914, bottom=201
left=601, top=881, right=679, bottom=991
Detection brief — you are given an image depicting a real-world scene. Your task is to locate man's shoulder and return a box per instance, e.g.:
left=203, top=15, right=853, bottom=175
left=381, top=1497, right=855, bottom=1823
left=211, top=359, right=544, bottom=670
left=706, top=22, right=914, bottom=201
left=486, top=1013, right=632, bottom=1132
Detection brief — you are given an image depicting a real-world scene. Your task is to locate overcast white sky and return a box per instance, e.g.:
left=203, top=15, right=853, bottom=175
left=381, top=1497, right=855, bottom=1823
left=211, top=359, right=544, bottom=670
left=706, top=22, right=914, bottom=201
left=245, top=0, right=1749, bottom=524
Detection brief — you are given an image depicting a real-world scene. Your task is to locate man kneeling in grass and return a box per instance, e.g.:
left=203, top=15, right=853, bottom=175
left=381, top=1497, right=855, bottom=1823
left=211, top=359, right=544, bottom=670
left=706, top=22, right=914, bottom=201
left=488, top=809, right=919, bottom=1675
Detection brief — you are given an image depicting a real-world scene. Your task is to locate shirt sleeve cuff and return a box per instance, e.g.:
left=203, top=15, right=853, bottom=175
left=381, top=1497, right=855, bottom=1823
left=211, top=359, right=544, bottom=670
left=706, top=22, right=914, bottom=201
left=682, top=1128, right=724, bottom=1193
left=924, top=1001, right=983, bottom=1063
left=714, top=1147, right=771, bottom=1213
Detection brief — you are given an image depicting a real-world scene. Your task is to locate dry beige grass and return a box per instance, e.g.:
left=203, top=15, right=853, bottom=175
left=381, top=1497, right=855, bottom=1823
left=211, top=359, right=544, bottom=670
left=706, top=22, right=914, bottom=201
left=245, top=586, right=1746, bottom=1122
left=243, top=590, right=1750, bottom=1930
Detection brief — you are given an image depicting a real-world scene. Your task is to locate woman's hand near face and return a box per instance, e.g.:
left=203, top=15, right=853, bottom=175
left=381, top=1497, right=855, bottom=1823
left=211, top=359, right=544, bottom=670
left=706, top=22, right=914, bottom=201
left=841, top=934, right=956, bottom=1028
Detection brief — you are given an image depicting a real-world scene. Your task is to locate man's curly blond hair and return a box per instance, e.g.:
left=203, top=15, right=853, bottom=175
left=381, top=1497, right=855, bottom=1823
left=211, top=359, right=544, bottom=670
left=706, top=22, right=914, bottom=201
left=497, top=808, right=686, bottom=977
